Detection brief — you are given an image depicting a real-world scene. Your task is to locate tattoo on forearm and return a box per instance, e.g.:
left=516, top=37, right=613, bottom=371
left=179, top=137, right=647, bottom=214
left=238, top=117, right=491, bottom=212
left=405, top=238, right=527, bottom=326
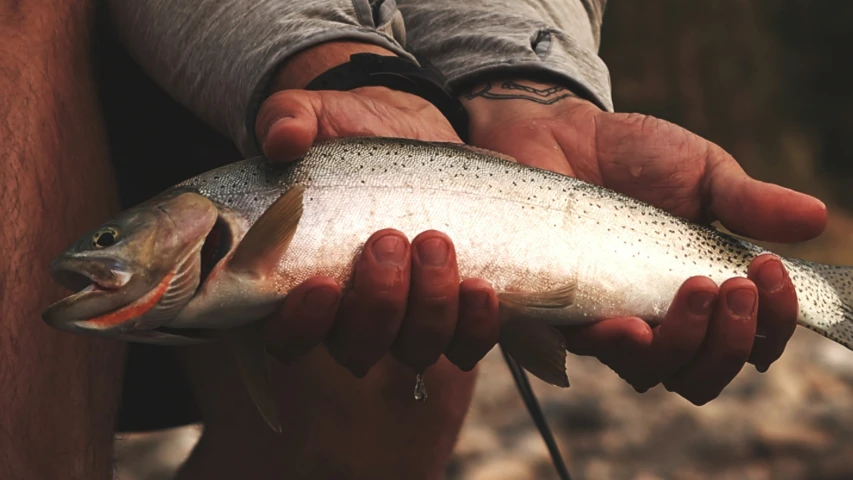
left=462, top=81, right=577, bottom=105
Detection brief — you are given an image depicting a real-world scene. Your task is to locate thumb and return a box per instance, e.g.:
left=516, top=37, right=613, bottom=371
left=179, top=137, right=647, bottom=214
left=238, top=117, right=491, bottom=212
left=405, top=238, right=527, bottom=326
left=561, top=317, right=653, bottom=357
left=255, top=88, right=459, bottom=164
left=705, top=147, right=828, bottom=243
left=255, top=90, right=321, bottom=163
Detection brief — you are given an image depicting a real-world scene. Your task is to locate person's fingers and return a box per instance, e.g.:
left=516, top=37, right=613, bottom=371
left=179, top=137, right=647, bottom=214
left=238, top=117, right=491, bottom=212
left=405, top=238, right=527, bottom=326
left=444, top=278, right=501, bottom=371
left=625, top=277, right=718, bottom=392
left=746, top=254, right=798, bottom=371
left=263, top=276, right=341, bottom=362
left=256, top=90, right=320, bottom=162
left=561, top=317, right=653, bottom=357
left=663, top=277, right=758, bottom=405
left=703, top=145, right=827, bottom=243
left=326, top=229, right=411, bottom=377
left=391, top=231, right=460, bottom=372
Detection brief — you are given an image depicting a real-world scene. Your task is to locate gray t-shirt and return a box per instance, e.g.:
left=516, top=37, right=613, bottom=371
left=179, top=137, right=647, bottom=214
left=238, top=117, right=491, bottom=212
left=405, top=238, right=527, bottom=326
left=107, top=0, right=612, bottom=156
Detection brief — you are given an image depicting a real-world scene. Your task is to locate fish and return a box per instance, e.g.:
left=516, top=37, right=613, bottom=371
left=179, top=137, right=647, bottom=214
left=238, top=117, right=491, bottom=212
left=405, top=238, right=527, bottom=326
left=42, top=137, right=853, bottom=430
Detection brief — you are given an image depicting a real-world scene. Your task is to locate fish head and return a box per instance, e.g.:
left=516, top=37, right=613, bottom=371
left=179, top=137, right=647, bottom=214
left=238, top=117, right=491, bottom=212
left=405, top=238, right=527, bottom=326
left=42, top=191, right=220, bottom=342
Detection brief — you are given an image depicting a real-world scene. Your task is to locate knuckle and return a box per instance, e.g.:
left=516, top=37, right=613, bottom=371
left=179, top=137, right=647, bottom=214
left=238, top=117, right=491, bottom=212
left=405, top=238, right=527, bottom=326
left=412, top=274, right=458, bottom=297
left=415, top=293, right=455, bottom=313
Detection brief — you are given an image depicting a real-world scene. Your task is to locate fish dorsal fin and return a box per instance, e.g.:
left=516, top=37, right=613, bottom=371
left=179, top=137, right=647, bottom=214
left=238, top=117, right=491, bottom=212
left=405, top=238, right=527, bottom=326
left=499, top=284, right=576, bottom=309
left=499, top=317, right=570, bottom=388
left=228, top=325, right=282, bottom=433
left=228, top=185, right=305, bottom=277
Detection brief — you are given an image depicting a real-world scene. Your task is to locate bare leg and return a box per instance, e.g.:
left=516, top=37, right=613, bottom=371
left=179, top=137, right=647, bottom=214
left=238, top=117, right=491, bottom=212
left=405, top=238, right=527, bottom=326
left=0, top=3, right=125, bottom=479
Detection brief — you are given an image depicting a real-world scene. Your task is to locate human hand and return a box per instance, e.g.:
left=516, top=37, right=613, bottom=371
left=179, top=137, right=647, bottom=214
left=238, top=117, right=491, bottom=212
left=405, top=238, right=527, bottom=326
left=252, top=42, right=500, bottom=377
left=461, top=79, right=826, bottom=404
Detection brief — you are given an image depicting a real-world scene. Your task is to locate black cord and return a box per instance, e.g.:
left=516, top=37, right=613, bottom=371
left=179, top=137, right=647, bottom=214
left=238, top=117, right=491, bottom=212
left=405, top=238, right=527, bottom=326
left=500, top=346, right=572, bottom=480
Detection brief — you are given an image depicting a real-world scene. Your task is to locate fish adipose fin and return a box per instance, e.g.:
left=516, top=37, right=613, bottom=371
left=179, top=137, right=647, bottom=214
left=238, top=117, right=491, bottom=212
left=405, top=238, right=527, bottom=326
left=228, top=325, right=282, bottom=433
left=228, top=185, right=305, bottom=277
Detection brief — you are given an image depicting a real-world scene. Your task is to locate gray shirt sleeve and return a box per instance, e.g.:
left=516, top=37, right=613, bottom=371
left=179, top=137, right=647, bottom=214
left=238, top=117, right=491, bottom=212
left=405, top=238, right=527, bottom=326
left=398, top=0, right=613, bottom=112
left=107, top=0, right=414, bottom=156
left=107, top=0, right=612, bottom=156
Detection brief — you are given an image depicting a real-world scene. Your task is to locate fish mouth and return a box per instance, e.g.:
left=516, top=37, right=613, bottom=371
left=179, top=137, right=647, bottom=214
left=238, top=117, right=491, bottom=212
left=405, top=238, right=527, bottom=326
left=42, top=256, right=140, bottom=331
left=50, top=257, right=131, bottom=293
left=43, top=207, right=236, bottom=341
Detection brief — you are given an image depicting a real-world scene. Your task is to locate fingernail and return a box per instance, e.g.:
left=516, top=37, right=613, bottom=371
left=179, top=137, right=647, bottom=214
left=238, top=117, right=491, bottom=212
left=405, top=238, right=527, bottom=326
left=688, top=291, right=715, bottom=316
left=302, top=287, right=339, bottom=317
left=260, top=117, right=291, bottom=148
left=461, top=290, right=489, bottom=310
left=757, top=260, right=784, bottom=292
left=726, top=288, right=756, bottom=317
left=372, top=235, right=406, bottom=265
left=417, top=237, right=449, bottom=266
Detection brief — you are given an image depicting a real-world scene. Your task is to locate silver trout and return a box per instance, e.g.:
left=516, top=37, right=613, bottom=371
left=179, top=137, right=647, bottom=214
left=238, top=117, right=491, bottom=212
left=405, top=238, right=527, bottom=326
left=42, top=137, right=853, bottom=427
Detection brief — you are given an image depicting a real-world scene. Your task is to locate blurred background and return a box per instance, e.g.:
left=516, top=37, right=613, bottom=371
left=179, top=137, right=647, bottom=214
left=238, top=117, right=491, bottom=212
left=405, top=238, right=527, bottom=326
left=110, top=1, right=853, bottom=479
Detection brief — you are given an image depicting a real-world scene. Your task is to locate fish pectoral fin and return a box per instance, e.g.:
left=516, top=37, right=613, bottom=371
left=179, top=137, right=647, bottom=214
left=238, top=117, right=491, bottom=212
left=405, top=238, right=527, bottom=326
left=498, top=283, right=576, bottom=310
left=228, top=185, right=305, bottom=277
left=498, top=316, right=569, bottom=388
left=227, top=325, right=283, bottom=433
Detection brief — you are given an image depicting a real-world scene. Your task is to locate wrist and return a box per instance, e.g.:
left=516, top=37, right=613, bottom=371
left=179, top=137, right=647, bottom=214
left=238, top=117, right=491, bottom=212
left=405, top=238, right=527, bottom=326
left=270, top=41, right=398, bottom=91
left=461, top=78, right=596, bottom=112
left=460, top=78, right=599, bottom=133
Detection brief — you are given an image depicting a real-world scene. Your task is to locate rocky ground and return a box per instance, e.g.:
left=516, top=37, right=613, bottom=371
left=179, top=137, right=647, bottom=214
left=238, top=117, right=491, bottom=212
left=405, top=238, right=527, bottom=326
left=115, top=328, right=853, bottom=480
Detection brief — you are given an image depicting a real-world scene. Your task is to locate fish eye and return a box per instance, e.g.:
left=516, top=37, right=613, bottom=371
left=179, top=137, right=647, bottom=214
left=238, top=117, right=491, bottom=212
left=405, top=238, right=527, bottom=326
left=91, top=228, right=119, bottom=248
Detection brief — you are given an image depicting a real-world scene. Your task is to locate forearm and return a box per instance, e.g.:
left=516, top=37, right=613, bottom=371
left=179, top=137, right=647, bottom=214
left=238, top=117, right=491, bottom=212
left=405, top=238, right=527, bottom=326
left=0, top=3, right=125, bottom=479
left=398, top=0, right=613, bottom=111
left=107, top=0, right=412, bottom=156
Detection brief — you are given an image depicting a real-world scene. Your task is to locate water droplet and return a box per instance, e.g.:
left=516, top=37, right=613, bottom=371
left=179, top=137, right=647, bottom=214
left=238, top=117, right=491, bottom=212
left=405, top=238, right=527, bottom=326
left=629, top=165, right=643, bottom=177
left=413, top=373, right=428, bottom=402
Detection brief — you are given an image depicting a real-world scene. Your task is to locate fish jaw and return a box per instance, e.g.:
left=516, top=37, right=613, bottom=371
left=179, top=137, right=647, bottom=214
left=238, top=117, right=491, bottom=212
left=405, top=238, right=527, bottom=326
left=42, top=254, right=144, bottom=332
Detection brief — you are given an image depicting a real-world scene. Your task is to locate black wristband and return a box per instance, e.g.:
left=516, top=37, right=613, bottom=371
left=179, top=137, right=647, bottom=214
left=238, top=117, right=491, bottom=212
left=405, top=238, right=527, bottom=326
left=304, top=53, right=469, bottom=142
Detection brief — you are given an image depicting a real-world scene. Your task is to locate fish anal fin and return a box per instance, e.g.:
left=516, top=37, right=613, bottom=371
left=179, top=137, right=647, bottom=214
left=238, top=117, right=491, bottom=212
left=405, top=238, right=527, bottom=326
left=228, top=325, right=282, bottom=433
left=228, top=185, right=305, bottom=277
left=499, top=283, right=576, bottom=310
left=498, top=316, right=569, bottom=388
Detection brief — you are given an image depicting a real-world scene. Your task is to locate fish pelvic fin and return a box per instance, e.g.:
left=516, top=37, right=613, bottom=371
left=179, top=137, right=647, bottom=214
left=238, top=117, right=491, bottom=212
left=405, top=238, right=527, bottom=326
left=496, top=284, right=575, bottom=387
left=228, top=185, right=305, bottom=277
left=498, top=313, right=569, bottom=388
left=227, top=325, right=282, bottom=433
